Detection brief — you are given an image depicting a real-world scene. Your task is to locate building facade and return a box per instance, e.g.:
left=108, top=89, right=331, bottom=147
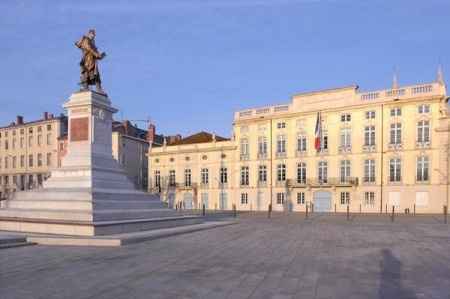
left=0, top=113, right=67, bottom=198
left=149, top=78, right=450, bottom=214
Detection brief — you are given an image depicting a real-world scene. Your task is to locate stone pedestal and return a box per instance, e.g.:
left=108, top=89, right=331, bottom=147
left=0, top=91, right=201, bottom=236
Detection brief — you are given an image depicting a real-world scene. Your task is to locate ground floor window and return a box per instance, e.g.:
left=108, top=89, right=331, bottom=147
left=364, top=192, right=375, bottom=207
left=340, top=192, right=350, bottom=205
left=241, top=193, right=248, bottom=204
left=297, top=192, right=305, bottom=205
left=276, top=192, right=285, bottom=205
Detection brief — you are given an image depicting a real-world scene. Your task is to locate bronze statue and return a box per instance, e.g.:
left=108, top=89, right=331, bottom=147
left=75, top=29, right=106, bottom=94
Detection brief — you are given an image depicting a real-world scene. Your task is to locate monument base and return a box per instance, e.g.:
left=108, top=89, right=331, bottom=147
left=0, top=91, right=205, bottom=238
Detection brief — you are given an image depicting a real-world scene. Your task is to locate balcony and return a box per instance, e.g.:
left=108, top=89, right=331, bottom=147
left=338, top=146, right=352, bottom=154
left=257, top=152, right=268, bottom=160
left=416, top=141, right=430, bottom=149
left=240, top=154, right=249, bottom=161
left=388, top=143, right=402, bottom=151
left=176, top=183, right=197, bottom=190
left=275, top=152, right=287, bottom=159
left=362, top=145, right=376, bottom=152
left=287, top=177, right=359, bottom=188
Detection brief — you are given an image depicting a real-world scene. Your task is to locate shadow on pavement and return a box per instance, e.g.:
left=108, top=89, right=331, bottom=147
left=378, top=249, right=417, bottom=299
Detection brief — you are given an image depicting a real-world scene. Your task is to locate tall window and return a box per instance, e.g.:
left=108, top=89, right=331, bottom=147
left=220, top=167, right=228, bottom=184
left=390, top=123, right=402, bottom=145
left=320, top=131, right=328, bottom=151
left=318, top=161, right=328, bottom=183
left=47, top=133, right=52, bottom=145
left=28, top=155, right=33, bottom=168
left=201, top=168, right=209, bottom=185
left=46, top=153, right=52, bottom=166
left=20, top=137, right=24, bottom=148
left=297, top=162, right=306, bottom=184
left=258, top=136, right=267, bottom=158
left=340, top=160, right=351, bottom=183
left=297, top=135, right=307, bottom=152
left=389, top=158, right=401, bottom=182
left=240, top=138, right=249, bottom=159
left=258, top=165, right=267, bottom=183
left=417, top=156, right=429, bottom=182
left=340, top=128, right=351, bottom=149
left=364, top=126, right=376, bottom=146
left=12, top=156, right=16, bottom=169
left=5, top=157, right=9, bottom=169
left=169, top=170, right=176, bottom=186
left=364, top=192, right=375, bottom=207
left=184, top=169, right=192, bottom=187
left=241, top=193, right=248, bottom=204
left=276, top=192, right=285, bottom=205
left=20, top=155, right=24, bottom=168
left=276, top=135, right=286, bottom=156
left=364, top=159, right=375, bottom=183
left=417, top=120, right=430, bottom=143
left=277, top=164, right=286, bottom=182
left=37, top=135, right=42, bottom=146
left=37, top=153, right=42, bottom=167
left=297, top=192, right=305, bottom=204
left=240, top=166, right=249, bottom=186
left=154, top=170, right=161, bottom=188
left=340, top=192, right=350, bottom=205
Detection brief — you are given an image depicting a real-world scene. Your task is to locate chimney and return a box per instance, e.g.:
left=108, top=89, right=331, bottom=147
left=147, top=123, right=156, bottom=144
left=16, top=115, right=24, bottom=125
left=43, top=112, right=49, bottom=120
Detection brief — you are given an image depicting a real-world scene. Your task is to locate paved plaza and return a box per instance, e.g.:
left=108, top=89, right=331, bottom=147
left=1, top=213, right=450, bottom=299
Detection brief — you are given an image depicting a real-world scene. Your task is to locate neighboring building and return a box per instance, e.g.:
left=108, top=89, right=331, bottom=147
left=0, top=113, right=67, bottom=198
left=0, top=113, right=169, bottom=197
left=149, top=132, right=234, bottom=209
left=111, top=121, right=157, bottom=190
left=149, top=75, right=450, bottom=214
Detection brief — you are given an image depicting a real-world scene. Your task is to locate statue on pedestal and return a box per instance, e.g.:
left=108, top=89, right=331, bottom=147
left=75, top=29, right=107, bottom=94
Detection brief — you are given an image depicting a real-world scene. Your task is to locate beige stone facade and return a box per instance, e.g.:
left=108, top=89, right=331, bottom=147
left=149, top=79, right=450, bottom=214
left=0, top=113, right=67, bottom=198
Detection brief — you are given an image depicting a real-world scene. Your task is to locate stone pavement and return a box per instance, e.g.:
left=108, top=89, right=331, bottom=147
left=0, top=213, right=449, bottom=299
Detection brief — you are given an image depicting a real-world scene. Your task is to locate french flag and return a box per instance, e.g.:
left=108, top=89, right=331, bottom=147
left=314, top=112, right=322, bottom=151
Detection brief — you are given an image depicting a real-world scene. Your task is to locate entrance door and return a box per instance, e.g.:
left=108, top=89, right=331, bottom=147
left=219, top=193, right=228, bottom=210
left=313, top=191, right=332, bottom=212
left=257, top=192, right=263, bottom=211
left=183, top=193, right=193, bottom=209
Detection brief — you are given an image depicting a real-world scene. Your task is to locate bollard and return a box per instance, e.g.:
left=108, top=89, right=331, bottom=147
left=346, top=204, right=350, bottom=221
left=202, top=204, right=206, bottom=216
left=268, top=203, right=272, bottom=218
left=414, top=204, right=416, bottom=216
left=385, top=204, right=387, bottom=214
left=359, top=204, right=362, bottom=214
left=233, top=204, right=237, bottom=218
left=443, top=205, right=447, bottom=223
left=335, top=204, right=337, bottom=214
left=305, top=204, right=309, bottom=219
left=391, top=206, right=395, bottom=222
left=311, top=203, right=314, bottom=213
left=175, top=204, right=178, bottom=211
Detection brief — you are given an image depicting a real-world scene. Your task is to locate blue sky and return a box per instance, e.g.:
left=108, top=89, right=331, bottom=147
left=1, top=0, right=449, bottom=137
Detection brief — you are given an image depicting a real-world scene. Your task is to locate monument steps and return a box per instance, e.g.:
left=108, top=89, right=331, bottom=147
left=0, top=215, right=204, bottom=236
left=0, top=208, right=184, bottom=222
left=4, top=199, right=166, bottom=210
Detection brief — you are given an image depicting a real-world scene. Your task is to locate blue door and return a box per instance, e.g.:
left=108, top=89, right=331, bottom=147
left=313, top=191, right=332, bottom=212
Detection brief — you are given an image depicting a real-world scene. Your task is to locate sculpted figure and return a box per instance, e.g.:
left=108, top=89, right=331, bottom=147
left=75, top=29, right=106, bottom=94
